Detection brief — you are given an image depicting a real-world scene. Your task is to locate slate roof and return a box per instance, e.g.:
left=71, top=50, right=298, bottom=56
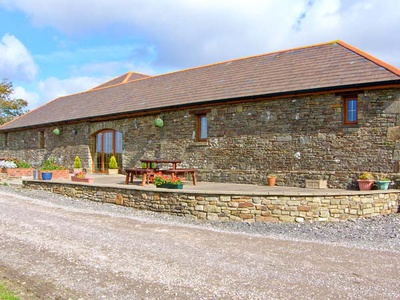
left=1, top=40, right=400, bottom=131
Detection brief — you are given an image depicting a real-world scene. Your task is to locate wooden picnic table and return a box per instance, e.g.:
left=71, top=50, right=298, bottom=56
left=125, top=159, right=197, bottom=186
left=126, top=159, right=184, bottom=186
left=140, top=159, right=182, bottom=170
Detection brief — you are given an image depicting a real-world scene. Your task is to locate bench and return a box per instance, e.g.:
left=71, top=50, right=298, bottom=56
left=162, top=168, right=197, bottom=185
left=125, top=168, right=156, bottom=186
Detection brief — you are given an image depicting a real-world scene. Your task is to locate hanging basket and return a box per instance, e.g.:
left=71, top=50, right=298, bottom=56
left=53, top=128, right=60, bottom=135
left=154, top=118, right=164, bottom=128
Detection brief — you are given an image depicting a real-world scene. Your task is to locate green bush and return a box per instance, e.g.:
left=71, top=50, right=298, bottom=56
left=16, top=161, right=31, bottom=168
left=74, top=156, right=82, bottom=168
left=359, top=172, right=374, bottom=180
left=1, top=158, right=31, bottom=168
left=40, top=158, right=67, bottom=170
left=109, top=156, right=118, bottom=169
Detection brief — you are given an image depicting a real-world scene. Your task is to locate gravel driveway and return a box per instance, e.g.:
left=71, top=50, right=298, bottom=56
left=1, top=186, right=400, bottom=299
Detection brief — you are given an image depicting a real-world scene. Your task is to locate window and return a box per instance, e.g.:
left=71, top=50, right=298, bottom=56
left=344, top=96, right=357, bottom=124
left=39, top=131, right=45, bottom=149
left=197, top=114, right=208, bottom=141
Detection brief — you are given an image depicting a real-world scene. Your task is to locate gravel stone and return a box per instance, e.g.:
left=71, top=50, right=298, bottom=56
left=1, top=184, right=399, bottom=299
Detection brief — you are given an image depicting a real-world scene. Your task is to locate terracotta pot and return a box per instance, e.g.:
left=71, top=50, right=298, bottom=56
left=267, top=177, right=276, bottom=187
left=357, top=180, right=375, bottom=190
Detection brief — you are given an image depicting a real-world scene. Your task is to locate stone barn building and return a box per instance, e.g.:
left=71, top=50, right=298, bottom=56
left=1, top=40, right=400, bottom=189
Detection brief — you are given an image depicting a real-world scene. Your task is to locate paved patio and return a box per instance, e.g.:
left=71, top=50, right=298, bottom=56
left=12, top=173, right=400, bottom=196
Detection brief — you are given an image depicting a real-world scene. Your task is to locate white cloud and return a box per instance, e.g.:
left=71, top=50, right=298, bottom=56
left=12, top=86, right=39, bottom=107
left=0, top=34, right=38, bottom=81
left=13, top=76, right=112, bottom=109
left=2, top=0, right=399, bottom=69
left=2, top=0, right=400, bottom=110
left=37, top=76, right=110, bottom=100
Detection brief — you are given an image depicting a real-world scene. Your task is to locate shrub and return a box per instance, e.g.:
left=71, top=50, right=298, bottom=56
left=359, top=172, right=374, bottom=180
left=16, top=161, right=31, bottom=168
left=74, top=156, right=82, bottom=168
left=0, top=160, right=17, bottom=169
left=109, top=156, right=118, bottom=169
left=40, top=158, right=67, bottom=171
left=0, top=158, right=31, bottom=169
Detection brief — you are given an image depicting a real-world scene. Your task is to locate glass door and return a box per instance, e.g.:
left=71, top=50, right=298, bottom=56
left=94, top=130, right=122, bottom=173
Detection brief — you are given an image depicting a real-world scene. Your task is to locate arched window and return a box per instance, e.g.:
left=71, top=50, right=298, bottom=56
left=93, top=129, right=122, bottom=173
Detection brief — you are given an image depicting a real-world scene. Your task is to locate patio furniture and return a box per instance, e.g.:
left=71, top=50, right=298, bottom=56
left=140, top=159, right=182, bottom=170
left=125, top=168, right=156, bottom=186
left=162, top=168, right=197, bottom=185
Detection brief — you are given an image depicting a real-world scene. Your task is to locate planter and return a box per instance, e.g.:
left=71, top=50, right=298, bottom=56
left=41, top=172, right=53, bottom=180
left=2, top=168, right=34, bottom=178
left=108, top=169, right=119, bottom=175
left=156, top=183, right=183, bottom=189
left=267, top=177, right=276, bottom=187
left=73, top=168, right=83, bottom=174
left=376, top=180, right=390, bottom=190
left=71, top=176, right=93, bottom=184
left=357, top=179, right=375, bottom=191
left=305, top=179, right=328, bottom=189
left=39, top=169, right=70, bottom=180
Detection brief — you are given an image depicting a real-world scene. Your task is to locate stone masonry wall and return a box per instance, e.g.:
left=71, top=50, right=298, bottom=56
left=2, top=88, right=400, bottom=188
left=24, top=181, right=400, bottom=223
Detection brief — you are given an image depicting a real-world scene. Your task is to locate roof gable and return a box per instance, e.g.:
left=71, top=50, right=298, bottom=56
left=1, top=40, right=400, bottom=131
left=90, top=71, right=151, bottom=90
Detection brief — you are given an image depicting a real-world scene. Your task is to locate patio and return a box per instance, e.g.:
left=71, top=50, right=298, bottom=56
left=18, top=174, right=400, bottom=223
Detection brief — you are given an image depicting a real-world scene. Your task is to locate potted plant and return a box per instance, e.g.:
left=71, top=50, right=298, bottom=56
left=0, top=158, right=34, bottom=178
left=71, top=171, right=93, bottom=183
left=267, top=173, right=277, bottom=187
left=108, top=155, right=119, bottom=175
left=39, top=158, right=69, bottom=180
left=153, top=172, right=183, bottom=189
left=73, top=156, right=82, bottom=173
left=375, top=174, right=391, bottom=190
left=357, top=172, right=375, bottom=190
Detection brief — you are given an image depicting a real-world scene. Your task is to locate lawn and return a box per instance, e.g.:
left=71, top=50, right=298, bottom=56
left=0, top=282, right=19, bottom=300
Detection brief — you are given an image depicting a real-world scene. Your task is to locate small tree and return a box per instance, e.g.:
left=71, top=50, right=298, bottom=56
left=109, top=156, right=118, bottom=169
left=74, top=156, right=82, bottom=168
left=0, top=78, right=29, bottom=125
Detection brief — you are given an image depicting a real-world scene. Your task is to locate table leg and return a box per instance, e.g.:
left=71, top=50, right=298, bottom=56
left=141, top=173, right=147, bottom=186
left=125, top=172, right=130, bottom=184
left=192, top=172, right=197, bottom=185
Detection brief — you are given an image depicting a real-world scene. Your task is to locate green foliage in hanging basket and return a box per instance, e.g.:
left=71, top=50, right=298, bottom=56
left=53, top=128, right=60, bottom=135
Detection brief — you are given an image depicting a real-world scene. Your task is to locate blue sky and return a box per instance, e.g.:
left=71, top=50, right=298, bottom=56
left=0, top=0, right=399, bottom=109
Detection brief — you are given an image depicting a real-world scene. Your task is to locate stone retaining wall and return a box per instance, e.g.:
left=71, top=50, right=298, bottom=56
left=23, top=180, right=400, bottom=223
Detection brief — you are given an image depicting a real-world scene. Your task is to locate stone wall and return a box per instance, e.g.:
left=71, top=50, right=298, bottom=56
left=23, top=180, right=400, bottom=223
left=2, top=88, right=400, bottom=188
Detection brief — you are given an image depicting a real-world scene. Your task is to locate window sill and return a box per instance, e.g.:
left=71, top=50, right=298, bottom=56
left=191, top=141, right=209, bottom=147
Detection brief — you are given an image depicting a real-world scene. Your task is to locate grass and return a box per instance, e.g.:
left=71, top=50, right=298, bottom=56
left=0, top=282, right=19, bottom=300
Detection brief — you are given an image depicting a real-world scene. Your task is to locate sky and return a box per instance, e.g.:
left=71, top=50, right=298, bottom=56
left=0, top=0, right=399, bottom=110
